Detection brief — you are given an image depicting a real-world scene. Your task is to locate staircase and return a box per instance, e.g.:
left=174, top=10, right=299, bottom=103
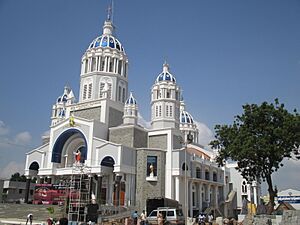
left=0, top=203, right=64, bottom=222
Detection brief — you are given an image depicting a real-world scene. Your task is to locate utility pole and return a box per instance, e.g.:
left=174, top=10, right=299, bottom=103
left=184, top=132, right=193, bottom=225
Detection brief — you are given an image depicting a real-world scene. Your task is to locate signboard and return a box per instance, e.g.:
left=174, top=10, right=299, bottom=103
left=278, top=196, right=300, bottom=204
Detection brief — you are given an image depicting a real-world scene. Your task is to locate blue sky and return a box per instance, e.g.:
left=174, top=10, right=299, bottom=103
left=0, top=0, right=299, bottom=192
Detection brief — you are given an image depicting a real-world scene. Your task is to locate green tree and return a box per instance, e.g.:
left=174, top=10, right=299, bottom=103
left=10, top=172, right=27, bottom=182
left=210, top=99, right=300, bottom=213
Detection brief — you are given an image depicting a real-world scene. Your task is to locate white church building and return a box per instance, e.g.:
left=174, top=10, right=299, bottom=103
left=24, top=11, right=260, bottom=219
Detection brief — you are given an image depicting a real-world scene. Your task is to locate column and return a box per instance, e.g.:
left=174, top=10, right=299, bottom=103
left=24, top=176, right=31, bottom=203
left=189, top=181, right=193, bottom=217
left=97, top=175, right=103, bottom=205
left=89, top=175, right=94, bottom=201
left=175, top=176, right=180, bottom=202
left=207, top=185, right=211, bottom=207
left=199, top=183, right=203, bottom=211
left=253, top=182, right=258, bottom=205
left=215, top=186, right=218, bottom=208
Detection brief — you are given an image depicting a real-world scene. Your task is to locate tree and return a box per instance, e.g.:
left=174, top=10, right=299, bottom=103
left=10, top=172, right=27, bottom=182
left=210, top=99, right=300, bottom=214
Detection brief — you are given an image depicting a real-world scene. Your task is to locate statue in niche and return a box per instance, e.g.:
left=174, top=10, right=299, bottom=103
left=149, top=163, right=154, bottom=177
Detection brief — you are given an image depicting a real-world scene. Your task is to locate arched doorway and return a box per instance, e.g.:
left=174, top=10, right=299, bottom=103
left=51, top=128, right=88, bottom=167
left=25, top=161, right=40, bottom=203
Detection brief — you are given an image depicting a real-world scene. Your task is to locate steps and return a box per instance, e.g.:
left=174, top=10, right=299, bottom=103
left=0, top=203, right=64, bottom=222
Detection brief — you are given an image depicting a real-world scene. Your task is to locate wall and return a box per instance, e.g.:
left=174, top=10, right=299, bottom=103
left=135, top=149, right=166, bottom=213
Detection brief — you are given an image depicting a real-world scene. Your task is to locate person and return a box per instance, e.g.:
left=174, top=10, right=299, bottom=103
left=59, top=217, right=68, bottom=225
left=132, top=210, right=138, bottom=225
left=26, top=213, right=33, bottom=225
left=198, top=213, right=205, bottom=225
left=157, top=212, right=164, bottom=225
left=208, top=213, right=213, bottom=225
left=140, top=210, right=146, bottom=225
left=74, top=149, right=81, bottom=163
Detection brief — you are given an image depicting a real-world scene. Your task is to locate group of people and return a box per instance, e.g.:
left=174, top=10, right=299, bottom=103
left=132, top=210, right=147, bottom=225
left=198, top=212, right=214, bottom=225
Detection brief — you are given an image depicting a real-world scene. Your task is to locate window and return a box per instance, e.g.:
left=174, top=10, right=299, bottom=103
left=166, top=105, right=169, bottom=117
left=147, top=156, right=157, bottom=177
left=118, top=60, right=122, bottom=75
left=122, top=88, right=126, bottom=103
left=84, top=59, right=88, bottom=73
left=213, top=172, right=217, bottom=182
left=169, top=105, right=173, bottom=117
left=166, top=90, right=170, bottom=98
left=88, top=83, right=92, bottom=99
left=118, top=86, right=121, bottom=101
left=196, top=167, right=201, bottom=178
left=100, top=58, right=105, bottom=71
left=109, top=58, right=113, bottom=72
left=83, top=84, right=87, bottom=100
left=205, top=170, right=210, bottom=180
left=159, top=105, right=162, bottom=117
left=155, top=106, right=158, bottom=117
left=99, top=82, right=105, bottom=98
left=167, top=211, right=175, bottom=216
left=108, top=83, right=112, bottom=99
left=19, top=189, right=23, bottom=194
left=182, top=163, right=188, bottom=171
left=91, top=57, right=96, bottom=71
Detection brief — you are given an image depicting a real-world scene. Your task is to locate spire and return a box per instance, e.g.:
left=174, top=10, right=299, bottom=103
left=103, top=1, right=114, bottom=35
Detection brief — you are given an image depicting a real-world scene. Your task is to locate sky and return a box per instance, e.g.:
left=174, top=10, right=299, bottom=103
left=0, top=0, right=299, bottom=193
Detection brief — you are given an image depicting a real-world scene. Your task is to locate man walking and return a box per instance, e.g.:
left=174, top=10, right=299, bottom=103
left=26, top=213, right=33, bottom=225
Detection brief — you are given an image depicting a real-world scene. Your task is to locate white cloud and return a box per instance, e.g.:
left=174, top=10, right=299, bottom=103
left=0, top=161, right=25, bottom=179
left=0, top=120, right=9, bottom=136
left=14, top=131, right=32, bottom=145
left=194, top=121, right=215, bottom=147
left=137, top=112, right=151, bottom=129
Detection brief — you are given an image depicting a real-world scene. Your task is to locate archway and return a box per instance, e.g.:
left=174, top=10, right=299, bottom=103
left=51, top=128, right=88, bottom=166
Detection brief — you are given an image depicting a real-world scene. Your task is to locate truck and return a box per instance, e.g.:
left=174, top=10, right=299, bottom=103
left=146, top=197, right=181, bottom=217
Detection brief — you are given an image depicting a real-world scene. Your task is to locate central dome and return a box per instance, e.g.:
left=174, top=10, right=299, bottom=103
left=88, top=20, right=125, bottom=53
left=155, top=63, right=176, bottom=83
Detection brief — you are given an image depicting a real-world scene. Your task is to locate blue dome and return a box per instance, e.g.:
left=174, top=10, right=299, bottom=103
left=180, top=111, right=194, bottom=124
left=88, top=35, right=125, bottom=53
left=125, top=92, right=137, bottom=105
left=155, top=63, right=176, bottom=83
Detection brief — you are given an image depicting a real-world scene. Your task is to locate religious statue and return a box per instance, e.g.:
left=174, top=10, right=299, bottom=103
left=149, top=163, right=154, bottom=177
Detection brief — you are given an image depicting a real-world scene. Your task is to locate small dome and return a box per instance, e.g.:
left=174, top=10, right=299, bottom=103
left=180, top=111, right=194, bottom=124
left=155, top=63, right=176, bottom=83
left=125, top=92, right=137, bottom=105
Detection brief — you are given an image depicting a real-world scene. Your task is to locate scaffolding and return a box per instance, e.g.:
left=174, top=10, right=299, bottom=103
left=68, top=163, right=91, bottom=223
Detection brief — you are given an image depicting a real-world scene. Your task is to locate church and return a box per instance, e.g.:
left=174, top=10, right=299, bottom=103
left=24, top=9, right=260, bottom=220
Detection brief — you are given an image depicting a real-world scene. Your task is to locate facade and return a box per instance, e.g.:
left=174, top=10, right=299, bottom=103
left=24, top=11, right=258, bottom=218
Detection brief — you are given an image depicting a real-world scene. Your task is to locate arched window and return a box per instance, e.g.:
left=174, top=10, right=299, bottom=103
left=205, top=170, right=210, bottom=180
left=213, top=172, right=217, bottom=182
left=182, top=162, right=188, bottom=171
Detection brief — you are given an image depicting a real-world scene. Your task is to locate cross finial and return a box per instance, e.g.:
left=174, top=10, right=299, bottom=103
left=106, top=0, right=114, bottom=22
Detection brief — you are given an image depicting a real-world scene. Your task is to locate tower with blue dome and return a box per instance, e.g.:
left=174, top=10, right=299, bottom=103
left=151, top=63, right=181, bottom=129
left=123, top=92, right=138, bottom=125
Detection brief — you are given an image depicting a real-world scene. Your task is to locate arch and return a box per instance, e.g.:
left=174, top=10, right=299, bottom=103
left=51, top=128, right=88, bottom=163
left=29, top=161, right=40, bottom=171
left=101, top=156, right=115, bottom=167
left=182, top=162, right=188, bottom=171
